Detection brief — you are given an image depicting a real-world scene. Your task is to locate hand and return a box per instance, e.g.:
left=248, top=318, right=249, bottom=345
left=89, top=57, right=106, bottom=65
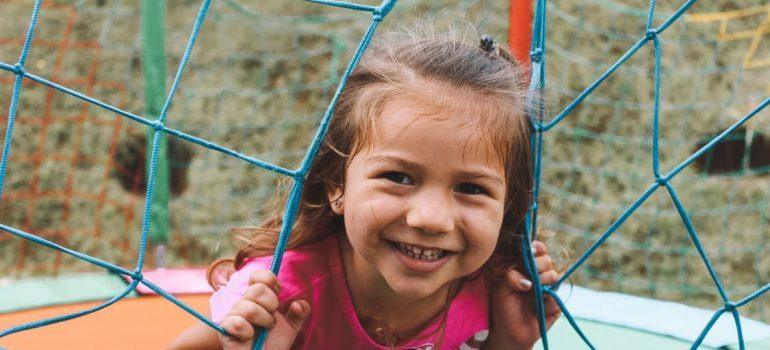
left=484, top=241, right=562, bottom=350
left=217, top=270, right=311, bottom=350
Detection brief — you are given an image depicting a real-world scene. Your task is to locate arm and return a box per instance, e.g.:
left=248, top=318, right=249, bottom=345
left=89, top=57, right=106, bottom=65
left=167, top=322, right=222, bottom=350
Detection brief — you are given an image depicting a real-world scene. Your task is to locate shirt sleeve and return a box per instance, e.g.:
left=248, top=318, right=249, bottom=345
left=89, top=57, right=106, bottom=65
left=209, top=259, right=270, bottom=323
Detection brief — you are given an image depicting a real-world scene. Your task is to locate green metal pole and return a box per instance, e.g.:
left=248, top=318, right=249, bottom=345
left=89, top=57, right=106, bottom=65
left=141, top=0, right=170, bottom=265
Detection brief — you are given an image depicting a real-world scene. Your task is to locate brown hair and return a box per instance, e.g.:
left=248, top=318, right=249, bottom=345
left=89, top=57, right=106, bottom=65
left=213, top=26, right=534, bottom=348
left=226, top=27, right=534, bottom=284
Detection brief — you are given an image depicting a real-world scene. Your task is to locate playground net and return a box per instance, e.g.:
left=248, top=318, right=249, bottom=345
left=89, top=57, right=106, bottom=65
left=0, top=0, right=768, bottom=349
left=536, top=0, right=770, bottom=326
left=0, top=0, right=509, bottom=277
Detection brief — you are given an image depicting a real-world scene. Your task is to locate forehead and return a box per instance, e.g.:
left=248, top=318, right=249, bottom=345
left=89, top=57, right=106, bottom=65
left=374, top=97, right=479, bottom=136
left=362, top=95, right=505, bottom=172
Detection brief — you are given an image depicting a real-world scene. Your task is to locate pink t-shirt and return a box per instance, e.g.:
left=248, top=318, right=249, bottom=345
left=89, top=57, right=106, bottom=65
left=210, top=234, right=490, bottom=349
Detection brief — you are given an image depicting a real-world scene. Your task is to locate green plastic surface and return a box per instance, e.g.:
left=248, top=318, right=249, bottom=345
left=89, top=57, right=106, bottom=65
left=536, top=318, right=770, bottom=349
left=0, top=273, right=134, bottom=314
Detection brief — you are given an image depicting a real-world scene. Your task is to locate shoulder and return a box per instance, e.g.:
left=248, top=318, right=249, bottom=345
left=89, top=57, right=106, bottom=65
left=209, top=235, right=338, bottom=323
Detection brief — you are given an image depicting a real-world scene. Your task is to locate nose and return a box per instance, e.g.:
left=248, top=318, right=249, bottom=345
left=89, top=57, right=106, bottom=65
left=405, top=188, right=455, bottom=234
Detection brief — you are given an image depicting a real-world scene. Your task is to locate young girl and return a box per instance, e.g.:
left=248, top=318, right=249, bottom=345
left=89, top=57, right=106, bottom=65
left=168, top=28, right=561, bottom=350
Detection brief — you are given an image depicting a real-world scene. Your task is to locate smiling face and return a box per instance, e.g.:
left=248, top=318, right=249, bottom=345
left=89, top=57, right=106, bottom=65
left=328, top=93, right=507, bottom=299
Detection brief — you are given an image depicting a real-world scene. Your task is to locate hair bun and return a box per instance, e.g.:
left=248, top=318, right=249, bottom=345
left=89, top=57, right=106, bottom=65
left=479, top=34, right=496, bottom=53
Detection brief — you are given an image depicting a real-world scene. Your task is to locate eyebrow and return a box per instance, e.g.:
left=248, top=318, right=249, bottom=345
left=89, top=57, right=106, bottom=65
left=366, top=155, right=504, bottom=185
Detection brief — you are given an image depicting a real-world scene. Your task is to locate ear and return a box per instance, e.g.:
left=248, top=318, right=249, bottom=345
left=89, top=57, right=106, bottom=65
left=326, top=185, right=344, bottom=215
left=206, top=259, right=235, bottom=291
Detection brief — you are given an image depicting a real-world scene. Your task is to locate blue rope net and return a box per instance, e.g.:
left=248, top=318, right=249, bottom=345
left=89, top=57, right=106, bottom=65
left=525, top=0, right=768, bottom=349
left=537, top=0, right=770, bottom=328
left=0, top=0, right=508, bottom=278
left=0, top=0, right=767, bottom=349
left=0, top=0, right=395, bottom=345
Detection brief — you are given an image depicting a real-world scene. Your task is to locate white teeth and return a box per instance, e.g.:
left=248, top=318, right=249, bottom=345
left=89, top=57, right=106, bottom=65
left=394, top=242, right=447, bottom=261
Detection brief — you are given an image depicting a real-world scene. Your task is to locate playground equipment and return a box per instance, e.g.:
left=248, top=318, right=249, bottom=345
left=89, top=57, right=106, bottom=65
left=1, top=0, right=768, bottom=349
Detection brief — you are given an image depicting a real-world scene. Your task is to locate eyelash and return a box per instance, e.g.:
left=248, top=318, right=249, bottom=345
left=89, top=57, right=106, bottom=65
left=382, top=171, right=412, bottom=185
left=380, top=172, right=487, bottom=195
left=456, top=183, right=486, bottom=195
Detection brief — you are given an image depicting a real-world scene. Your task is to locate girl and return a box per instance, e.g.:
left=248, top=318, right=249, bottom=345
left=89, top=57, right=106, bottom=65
left=168, top=28, right=561, bottom=350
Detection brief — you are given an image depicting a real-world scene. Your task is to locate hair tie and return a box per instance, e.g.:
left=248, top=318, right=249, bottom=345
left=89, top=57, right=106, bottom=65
left=479, top=34, right=496, bottom=54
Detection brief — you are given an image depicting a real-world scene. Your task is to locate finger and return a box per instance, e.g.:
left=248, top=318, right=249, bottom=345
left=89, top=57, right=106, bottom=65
left=531, top=240, right=547, bottom=256
left=544, top=295, right=562, bottom=327
left=506, top=268, right=533, bottom=291
left=534, top=255, right=553, bottom=273
left=264, top=301, right=312, bottom=350
left=284, top=300, right=311, bottom=332
left=228, top=300, right=277, bottom=329
left=243, top=283, right=280, bottom=314
left=220, top=314, right=256, bottom=343
left=544, top=295, right=561, bottom=316
left=538, top=270, right=559, bottom=285
left=218, top=332, right=252, bottom=350
left=248, top=269, right=280, bottom=294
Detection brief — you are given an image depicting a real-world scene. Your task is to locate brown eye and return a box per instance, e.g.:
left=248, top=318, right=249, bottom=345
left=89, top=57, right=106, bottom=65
left=456, top=183, right=485, bottom=195
left=382, top=172, right=412, bottom=185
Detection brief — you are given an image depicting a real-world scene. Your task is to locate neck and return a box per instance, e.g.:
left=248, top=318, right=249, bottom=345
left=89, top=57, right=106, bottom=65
left=338, top=235, right=453, bottom=341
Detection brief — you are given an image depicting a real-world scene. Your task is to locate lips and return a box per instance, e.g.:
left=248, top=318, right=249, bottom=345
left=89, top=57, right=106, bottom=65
left=387, top=240, right=453, bottom=273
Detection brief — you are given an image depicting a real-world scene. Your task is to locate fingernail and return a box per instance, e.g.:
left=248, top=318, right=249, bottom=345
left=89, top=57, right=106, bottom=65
left=521, top=278, right=532, bottom=289
left=273, top=284, right=281, bottom=294
left=531, top=246, right=537, bottom=254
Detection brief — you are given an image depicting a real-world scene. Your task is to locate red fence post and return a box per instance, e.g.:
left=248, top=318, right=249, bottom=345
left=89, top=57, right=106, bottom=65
left=508, top=0, right=533, bottom=66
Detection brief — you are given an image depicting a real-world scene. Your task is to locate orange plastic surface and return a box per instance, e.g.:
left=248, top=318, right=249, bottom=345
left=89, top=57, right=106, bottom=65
left=0, top=294, right=211, bottom=349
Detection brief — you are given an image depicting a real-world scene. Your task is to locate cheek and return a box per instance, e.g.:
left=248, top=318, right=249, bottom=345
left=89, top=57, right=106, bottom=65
left=344, top=189, right=403, bottom=237
left=463, top=208, right=503, bottom=256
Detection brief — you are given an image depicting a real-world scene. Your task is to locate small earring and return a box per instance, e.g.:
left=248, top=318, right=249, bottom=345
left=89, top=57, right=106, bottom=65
left=333, top=200, right=342, bottom=208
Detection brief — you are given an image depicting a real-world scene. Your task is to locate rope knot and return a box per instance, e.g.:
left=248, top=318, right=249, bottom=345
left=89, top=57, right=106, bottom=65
left=530, top=48, right=544, bottom=63
left=375, top=0, right=395, bottom=19
left=131, top=270, right=143, bottom=281
left=12, top=63, right=25, bottom=75
left=724, top=301, right=737, bottom=312
left=645, top=28, right=658, bottom=40
left=371, top=8, right=384, bottom=22
left=151, top=121, right=164, bottom=132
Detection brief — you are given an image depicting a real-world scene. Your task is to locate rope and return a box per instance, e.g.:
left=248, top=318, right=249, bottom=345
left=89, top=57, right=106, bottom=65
left=0, top=1, right=767, bottom=349
left=527, top=0, right=768, bottom=349
left=0, top=1, right=395, bottom=349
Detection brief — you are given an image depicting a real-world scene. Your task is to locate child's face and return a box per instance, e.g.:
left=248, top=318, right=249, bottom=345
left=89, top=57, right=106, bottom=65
left=331, top=95, right=507, bottom=299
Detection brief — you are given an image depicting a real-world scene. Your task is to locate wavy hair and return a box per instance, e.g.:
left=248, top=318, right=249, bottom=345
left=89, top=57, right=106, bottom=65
left=225, top=26, right=534, bottom=285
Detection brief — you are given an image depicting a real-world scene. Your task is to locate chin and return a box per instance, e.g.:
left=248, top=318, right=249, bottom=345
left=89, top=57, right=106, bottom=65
left=383, top=274, right=448, bottom=299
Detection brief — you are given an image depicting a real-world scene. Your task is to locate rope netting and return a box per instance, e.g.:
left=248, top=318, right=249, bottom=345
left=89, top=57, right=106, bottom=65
left=533, top=0, right=770, bottom=330
left=524, top=0, right=768, bottom=348
left=0, top=0, right=767, bottom=349
left=0, top=0, right=508, bottom=278
left=0, top=0, right=361, bottom=277
left=0, top=0, right=404, bottom=342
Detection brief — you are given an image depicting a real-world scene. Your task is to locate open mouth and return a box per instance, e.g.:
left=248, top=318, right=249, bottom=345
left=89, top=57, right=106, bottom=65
left=386, top=240, right=453, bottom=273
